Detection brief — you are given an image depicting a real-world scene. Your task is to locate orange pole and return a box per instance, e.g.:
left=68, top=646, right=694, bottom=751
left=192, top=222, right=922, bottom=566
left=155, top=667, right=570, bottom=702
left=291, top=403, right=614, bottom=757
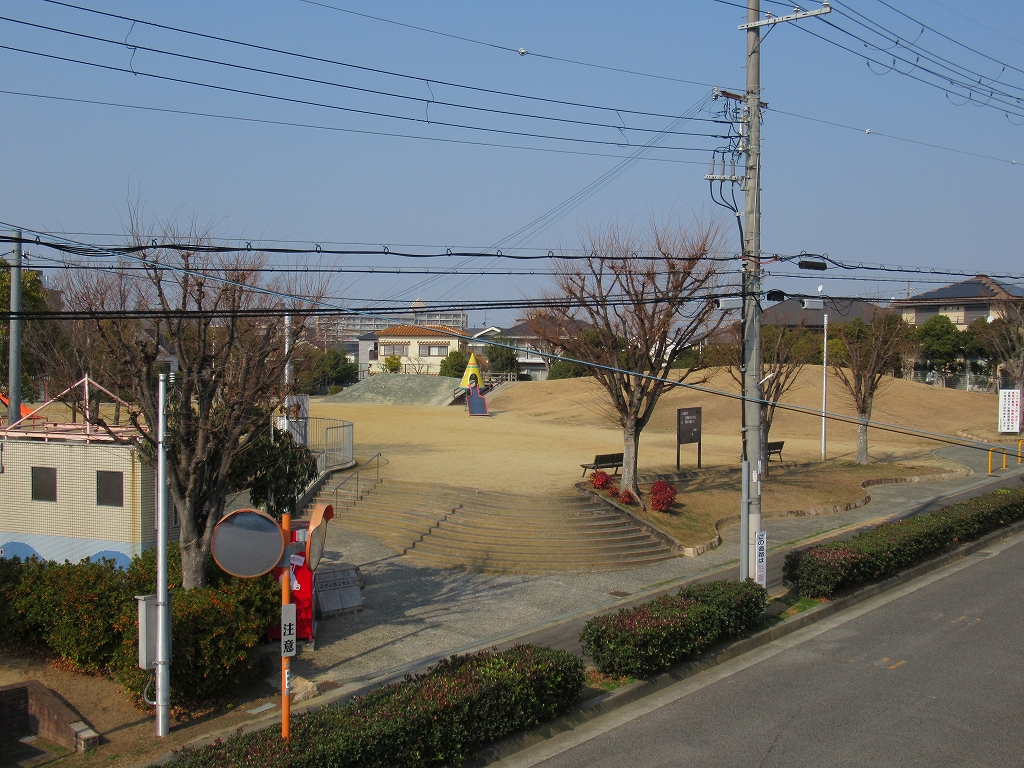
left=281, top=512, right=291, bottom=741
left=1018, top=439, right=1023, bottom=464
left=1003, top=448, right=1008, bottom=471
left=988, top=448, right=995, bottom=475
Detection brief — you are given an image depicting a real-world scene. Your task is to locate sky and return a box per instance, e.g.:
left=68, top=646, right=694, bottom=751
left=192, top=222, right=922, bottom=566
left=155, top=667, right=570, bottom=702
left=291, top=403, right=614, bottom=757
left=1, top=0, right=1022, bottom=326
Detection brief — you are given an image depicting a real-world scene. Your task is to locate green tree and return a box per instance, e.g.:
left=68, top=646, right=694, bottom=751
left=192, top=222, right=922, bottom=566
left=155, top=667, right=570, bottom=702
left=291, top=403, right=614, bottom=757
left=383, top=354, right=402, bottom=373
left=917, top=314, right=962, bottom=372
left=485, top=335, right=520, bottom=374
left=297, top=349, right=358, bottom=393
left=438, top=349, right=468, bottom=378
left=547, top=359, right=589, bottom=379
left=228, top=424, right=318, bottom=519
left=0, top=260, right=50, bottom=402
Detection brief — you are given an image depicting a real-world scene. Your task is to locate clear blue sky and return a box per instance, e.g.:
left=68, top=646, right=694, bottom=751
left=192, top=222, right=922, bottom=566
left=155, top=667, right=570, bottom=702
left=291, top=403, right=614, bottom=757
left=2, top=0, right=1022, bottom=325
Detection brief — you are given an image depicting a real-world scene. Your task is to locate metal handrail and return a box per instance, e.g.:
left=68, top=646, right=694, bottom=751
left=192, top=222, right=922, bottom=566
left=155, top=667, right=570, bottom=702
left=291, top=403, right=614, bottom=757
left=332, top=452, right=383, bottom=510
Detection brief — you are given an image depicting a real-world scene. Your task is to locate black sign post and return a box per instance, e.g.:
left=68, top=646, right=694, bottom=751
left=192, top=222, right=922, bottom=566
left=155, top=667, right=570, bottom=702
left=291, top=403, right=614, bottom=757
left=676, top=407, right=702, bottom=470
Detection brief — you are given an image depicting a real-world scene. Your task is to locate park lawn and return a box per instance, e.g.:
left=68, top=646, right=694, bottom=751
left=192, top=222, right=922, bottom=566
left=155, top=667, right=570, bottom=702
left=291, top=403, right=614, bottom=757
left=633, top=459, right=960, bottom=546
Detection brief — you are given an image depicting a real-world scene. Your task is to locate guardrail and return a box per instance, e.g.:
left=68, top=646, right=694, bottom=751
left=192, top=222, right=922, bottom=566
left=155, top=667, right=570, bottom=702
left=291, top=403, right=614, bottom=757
left=331, top=452, right=384, bottom=509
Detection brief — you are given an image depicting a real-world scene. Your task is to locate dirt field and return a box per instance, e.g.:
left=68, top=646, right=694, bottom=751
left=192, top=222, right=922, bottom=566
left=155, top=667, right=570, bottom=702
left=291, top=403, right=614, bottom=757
left=310, top=367, right=1004, bottom=495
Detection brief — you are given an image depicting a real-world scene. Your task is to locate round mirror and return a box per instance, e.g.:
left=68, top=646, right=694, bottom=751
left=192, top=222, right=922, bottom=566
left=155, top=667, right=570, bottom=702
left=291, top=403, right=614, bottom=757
left=211, top=509, right=283, bottom=578
left=305, top=503, right=334, bottom=572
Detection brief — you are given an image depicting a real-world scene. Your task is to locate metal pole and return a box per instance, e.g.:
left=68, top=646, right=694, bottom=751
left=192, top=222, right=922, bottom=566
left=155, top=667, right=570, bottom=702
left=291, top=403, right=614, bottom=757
left=741, top=0, right=763, bottom=581
left=284, top=313, right=292, bottom=417
left=281, top=512, right=292, bottom=741
left=7, top=230, right=22, bottom=426
left=821, top=312, right=828, bottom=461
left=155, top=373, right=170, bottom=737
left=740, top=460, right=750, bottom=580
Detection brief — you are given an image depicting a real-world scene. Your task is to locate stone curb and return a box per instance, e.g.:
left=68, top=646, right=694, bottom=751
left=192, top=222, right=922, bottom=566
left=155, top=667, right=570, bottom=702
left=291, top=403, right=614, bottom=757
left=468, top=512, right=1024, bottom=766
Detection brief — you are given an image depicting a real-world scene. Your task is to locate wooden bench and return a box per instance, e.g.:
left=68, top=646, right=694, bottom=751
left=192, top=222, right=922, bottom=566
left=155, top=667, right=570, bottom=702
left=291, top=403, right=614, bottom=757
left=766, top=441, right=785, bottom=462
left=581, top=453, right=624, bottom=477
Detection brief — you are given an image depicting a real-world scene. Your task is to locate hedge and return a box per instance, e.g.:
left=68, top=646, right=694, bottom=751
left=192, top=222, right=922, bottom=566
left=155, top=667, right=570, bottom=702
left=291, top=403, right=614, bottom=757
left=169, top=645, right=586, bottom=768
left=782, top=486, right=1024, bottom=598
left=0, top=544, right=278, bottom=707
left=580, top=579, right=767, bottom=678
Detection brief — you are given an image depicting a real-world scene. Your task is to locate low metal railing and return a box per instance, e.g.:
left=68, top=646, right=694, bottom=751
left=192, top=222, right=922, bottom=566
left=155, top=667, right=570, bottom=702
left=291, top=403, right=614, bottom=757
left=331, top=452, right=384, bottom=510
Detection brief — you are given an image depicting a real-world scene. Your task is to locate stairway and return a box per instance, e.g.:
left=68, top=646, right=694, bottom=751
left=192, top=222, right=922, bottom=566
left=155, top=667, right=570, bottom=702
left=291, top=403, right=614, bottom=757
left=306, top=478, right=676, bottom=574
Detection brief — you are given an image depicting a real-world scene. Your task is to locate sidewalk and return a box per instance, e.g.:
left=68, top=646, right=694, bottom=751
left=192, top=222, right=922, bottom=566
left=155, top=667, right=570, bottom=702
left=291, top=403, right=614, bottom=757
left=292, top=445, right=1024, bottom=692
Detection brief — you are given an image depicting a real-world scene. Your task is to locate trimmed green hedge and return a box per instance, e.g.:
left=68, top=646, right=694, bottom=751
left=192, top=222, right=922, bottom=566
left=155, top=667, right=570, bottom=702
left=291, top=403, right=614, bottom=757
left=580, top=579, right=767, bottom=678
left=782, top=486, right=1024, bottom=598
left=169, top=645, right=585, bottom=768
left=0, top=544, right=277, bottom=707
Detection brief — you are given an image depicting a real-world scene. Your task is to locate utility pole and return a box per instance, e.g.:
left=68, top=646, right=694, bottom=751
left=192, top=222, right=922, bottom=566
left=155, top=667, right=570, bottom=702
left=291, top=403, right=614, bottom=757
left=736, top=0, right=831, bottom=582
left=8, top=230, right=22, bottom=426
left=155, top=373, right=170, bottom=737
left=821, top=312, right=829, bottom=460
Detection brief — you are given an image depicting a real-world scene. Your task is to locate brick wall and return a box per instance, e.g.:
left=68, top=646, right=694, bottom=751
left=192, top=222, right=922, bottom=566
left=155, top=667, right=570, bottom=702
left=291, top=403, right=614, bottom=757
left=0, top=683, right=30, bottom=735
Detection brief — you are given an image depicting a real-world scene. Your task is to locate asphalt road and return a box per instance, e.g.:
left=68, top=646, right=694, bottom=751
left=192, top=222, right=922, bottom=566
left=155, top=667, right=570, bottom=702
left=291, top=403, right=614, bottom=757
left=496, top=530, right=1024, bottom=768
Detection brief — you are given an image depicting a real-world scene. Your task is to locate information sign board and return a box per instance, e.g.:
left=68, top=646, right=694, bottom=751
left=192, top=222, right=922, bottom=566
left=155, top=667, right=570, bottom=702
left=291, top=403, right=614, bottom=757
left=676, top=407, right=702, bottom=470
left=755, top=531, right=767, bottom=588
left=998, top=389, right=1022, bottom=434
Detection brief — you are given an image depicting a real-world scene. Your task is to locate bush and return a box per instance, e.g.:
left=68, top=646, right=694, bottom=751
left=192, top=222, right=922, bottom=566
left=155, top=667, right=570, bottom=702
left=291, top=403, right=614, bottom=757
left=517, top=372, right=533, bottom=381
left=590, top=470, right=613, bottom=490
left=783, top=486, right=1024, bottom=598
left=0, top=544, right=278, bottom=708
left=680, top=579, right=766, bottom=639
left=580, top=596, right=720, bottom=678
left=546, top=359, right=588, bottom=380
left=170, top=645, right=585, bottom=768
left=619, top=489, right=636, bottom=505
left=438, top=349, right=468, bottom=379
left=649, top=481, right=677, bottom=512
left=383, top=354, right=402, bottom=373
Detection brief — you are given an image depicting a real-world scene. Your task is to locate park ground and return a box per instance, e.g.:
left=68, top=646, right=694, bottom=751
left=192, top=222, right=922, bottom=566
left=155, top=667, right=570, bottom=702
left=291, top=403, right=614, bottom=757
left=0, top=366, right=1016, bottom=767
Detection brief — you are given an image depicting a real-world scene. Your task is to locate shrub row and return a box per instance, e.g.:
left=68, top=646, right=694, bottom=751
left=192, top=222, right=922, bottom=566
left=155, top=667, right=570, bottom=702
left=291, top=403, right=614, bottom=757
left=0, top=544, right=277, bottom=707
left=170, top=645, right=586, bottom=768
left=580, top=579, right=767, bottom=678
left=782, top=486, right=1024, bottom=598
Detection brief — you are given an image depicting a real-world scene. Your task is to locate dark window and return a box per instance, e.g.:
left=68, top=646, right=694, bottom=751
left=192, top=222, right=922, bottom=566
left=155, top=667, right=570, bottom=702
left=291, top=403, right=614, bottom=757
left=97, top=471, right=124, bottom=507
left=31, top=467, right=57, bottom=502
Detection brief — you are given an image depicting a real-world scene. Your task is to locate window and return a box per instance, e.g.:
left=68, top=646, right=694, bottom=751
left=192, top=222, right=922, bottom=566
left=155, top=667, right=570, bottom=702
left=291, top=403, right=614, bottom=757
left=97, top=471, right=124, bottom=507
left=419, top=343, right=449, bottom=357
left=380, top=344, right=409, bottom=357
left=31, top=467, right=57, bottom=502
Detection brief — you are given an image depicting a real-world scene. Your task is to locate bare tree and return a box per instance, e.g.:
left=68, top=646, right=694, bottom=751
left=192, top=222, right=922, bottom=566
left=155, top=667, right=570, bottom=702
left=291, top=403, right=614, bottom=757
left=58, top=213, right=323, bottom=588
left=975, top=301, right=1024, bottom=390
left=527, top=221, right=723, bottom=500
left=703, top=322, right=816, bottom=473
left=829, top=311, right=916, bottom=465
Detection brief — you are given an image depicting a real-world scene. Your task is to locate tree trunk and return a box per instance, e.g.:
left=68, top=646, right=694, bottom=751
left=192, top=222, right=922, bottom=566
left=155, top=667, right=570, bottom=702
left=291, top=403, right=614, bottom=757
left=856, top=413, right=869, bottom=465
left=621, top=417, right=641, bottom=498
left=759, top=414, right=770, bottom=479
left=180, top=531, right=207, bottom=590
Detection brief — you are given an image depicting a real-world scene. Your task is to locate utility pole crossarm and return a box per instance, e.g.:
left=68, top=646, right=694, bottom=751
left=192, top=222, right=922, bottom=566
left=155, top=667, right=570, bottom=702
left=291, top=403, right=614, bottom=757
left=739, top=4, right=831, bottom=29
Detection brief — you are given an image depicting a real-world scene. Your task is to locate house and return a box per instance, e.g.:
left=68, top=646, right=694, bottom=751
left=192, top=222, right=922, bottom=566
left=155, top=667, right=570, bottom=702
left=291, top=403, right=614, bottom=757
left=761, top=298, right=882, bottom=329
left=467, top=322, right=554, bottom=381
left=0, top=420, right=169, bottom=569
left=891, top=276, right=1024, bottom=329
left=367, top=324, right=467, bottom=375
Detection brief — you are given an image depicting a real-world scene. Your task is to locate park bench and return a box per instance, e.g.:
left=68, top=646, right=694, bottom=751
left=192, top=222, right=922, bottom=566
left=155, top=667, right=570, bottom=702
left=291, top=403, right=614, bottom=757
left=766, top=441, right=785, bottom=462
left=581, top=453, right=624, bottom=477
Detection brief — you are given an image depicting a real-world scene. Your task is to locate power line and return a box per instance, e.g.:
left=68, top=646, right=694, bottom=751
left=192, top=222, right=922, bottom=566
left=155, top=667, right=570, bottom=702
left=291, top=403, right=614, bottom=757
left=0, top=43, right=720, bottom=152
left=0, top=88, right=707, bottom=166
left=297, top=0, right=732, bottom=89
left=37, top=0, right=728, bottom=123
left=0, top=14, right=730, bottom=140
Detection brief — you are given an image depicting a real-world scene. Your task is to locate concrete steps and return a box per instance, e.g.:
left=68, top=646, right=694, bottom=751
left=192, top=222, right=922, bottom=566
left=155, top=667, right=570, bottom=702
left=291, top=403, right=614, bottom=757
left=304, top=477, right=676, bottom=574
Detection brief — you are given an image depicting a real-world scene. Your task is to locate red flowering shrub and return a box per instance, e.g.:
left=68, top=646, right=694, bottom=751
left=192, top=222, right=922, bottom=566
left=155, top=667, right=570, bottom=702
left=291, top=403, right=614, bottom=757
left=649, top=481, right=677, bottom=512
left=590, top=470, right=612, bottom=490
left=619, top=489, right=636, bottom=505
left=783, top=486, right=1024, bottom=598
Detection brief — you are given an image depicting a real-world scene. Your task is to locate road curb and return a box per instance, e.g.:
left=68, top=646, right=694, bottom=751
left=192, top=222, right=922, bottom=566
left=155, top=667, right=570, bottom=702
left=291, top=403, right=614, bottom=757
left=468, top=513, right=1024, bottom=766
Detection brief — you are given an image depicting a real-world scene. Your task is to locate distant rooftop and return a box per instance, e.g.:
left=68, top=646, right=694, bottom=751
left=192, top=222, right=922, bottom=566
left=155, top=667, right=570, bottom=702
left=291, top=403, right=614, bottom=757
left=894, top=276, right=1024, bottom=304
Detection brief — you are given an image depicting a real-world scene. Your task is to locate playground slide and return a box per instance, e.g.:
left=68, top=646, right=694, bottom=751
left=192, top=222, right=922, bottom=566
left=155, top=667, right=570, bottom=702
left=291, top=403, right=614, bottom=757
left=0, top=393, right=34, bottom=419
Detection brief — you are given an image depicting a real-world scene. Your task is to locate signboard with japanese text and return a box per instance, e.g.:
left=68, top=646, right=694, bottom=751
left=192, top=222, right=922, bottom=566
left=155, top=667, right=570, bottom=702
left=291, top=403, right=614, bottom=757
left=998, top=389, right=1021, bottom=434
left=755, top=531, right=767, bottom=588
left=281, top=603, right=297, bottom=657
left=676, top=407, right=702, bottom=470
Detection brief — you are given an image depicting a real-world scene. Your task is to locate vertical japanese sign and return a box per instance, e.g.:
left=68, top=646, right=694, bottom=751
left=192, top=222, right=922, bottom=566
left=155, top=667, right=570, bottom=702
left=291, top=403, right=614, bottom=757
left=998, top=389, right=1021, bottom=434
left=281, top=603, right=297, bottom=657
left=755, top=531, right=767, bottom=588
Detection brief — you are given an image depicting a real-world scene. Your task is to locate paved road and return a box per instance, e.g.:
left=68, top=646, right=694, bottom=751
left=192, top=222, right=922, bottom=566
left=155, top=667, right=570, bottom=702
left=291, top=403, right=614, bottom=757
left=494, top=530, right=1024, bottom=768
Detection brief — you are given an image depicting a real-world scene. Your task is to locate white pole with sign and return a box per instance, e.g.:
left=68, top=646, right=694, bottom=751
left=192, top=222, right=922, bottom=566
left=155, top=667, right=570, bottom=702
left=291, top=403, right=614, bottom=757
left=755, top=531, right=767, bottom=588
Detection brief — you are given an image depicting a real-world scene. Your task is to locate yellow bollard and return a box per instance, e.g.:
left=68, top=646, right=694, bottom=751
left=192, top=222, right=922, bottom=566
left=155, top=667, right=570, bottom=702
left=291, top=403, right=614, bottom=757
left=988, top=447, right=997, bottom=475
left=1018, top=439, right=1023, bottom=464
left=1003, top=448, right=1009, bottom=470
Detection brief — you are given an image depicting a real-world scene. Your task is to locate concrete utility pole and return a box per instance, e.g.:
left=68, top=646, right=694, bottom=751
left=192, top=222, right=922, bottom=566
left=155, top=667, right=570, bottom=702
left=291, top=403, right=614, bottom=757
left=736, top=0, right=832, bottom=581
left=155, top=373, right=170, bottom=737
left=740, top=0, right=763, bottom=582
left=8, top=230, right=22, bottom=426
